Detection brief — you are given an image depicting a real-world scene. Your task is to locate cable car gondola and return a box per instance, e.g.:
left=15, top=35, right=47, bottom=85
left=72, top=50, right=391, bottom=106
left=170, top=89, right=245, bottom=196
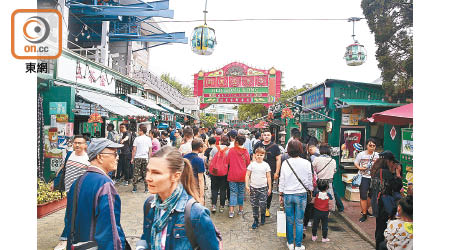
left=344, top=17, right=367, bottom=66
left=191, top=0, right=217, bottom=55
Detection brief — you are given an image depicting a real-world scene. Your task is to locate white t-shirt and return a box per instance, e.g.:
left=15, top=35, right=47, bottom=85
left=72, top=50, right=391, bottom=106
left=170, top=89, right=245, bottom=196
left=179, top=139, right=193, bottom=156
left=247, top=161, right=271, bottom=188
left=133, top=135, right=153, bottom=159
left=355, top=151, right=379, bottom=178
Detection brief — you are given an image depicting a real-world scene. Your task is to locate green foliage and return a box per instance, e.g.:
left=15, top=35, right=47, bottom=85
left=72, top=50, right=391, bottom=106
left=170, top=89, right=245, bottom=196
left=361, top=0, right=413, bottom=95
left=238, top=104, right=268, bottom=121
left=279, top=83, right=313, bottom=103
left=199, top=113, right=218, bottom=128
left=161, top=73, right=193, bottom=97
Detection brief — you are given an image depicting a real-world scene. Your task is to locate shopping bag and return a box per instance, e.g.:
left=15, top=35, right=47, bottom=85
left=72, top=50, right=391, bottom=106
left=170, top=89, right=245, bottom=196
left=277, top=210, right=286, bottom=237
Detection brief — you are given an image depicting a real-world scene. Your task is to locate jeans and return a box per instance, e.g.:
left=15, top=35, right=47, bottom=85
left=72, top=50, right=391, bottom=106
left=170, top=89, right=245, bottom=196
left=312, top=208, right=329, bottom=238
left=334, top=185, right=344, bottom=211
left=229, top=182, right=245, bottom=206
left=266, top=171, right=275, bottom=209
left=284, top=193, right=307, bottom=247
left=210, top=175, right=227, bottom=206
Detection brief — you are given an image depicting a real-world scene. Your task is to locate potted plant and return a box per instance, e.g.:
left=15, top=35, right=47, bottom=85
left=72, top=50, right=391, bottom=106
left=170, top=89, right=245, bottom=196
left=37, top=179, right=67, bottom=219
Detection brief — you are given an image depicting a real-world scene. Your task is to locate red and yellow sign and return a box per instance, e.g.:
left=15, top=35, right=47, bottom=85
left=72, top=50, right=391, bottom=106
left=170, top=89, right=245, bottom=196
left=194, top=62, right=282, bottom=109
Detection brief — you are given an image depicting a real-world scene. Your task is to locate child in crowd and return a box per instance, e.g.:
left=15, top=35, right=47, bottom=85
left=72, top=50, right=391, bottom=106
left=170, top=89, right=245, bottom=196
left=245, top=147, right=272, bottom=229
left=381, top=196, right=413, bottom=250
left=312, top=180, right=333, bottom=242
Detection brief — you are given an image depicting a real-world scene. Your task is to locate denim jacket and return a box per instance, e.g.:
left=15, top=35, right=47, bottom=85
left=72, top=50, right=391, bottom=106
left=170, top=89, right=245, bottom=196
left=139, top=188, right=220, bottom=250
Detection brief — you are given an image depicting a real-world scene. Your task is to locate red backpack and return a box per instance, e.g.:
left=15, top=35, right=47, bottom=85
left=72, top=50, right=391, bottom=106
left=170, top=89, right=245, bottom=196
left=209, top=145, right=229, bottom=176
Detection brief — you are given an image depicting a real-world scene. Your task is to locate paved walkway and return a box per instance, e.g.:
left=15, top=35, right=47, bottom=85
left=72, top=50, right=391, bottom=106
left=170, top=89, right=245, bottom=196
left=38, top=177, right=374, bottom=250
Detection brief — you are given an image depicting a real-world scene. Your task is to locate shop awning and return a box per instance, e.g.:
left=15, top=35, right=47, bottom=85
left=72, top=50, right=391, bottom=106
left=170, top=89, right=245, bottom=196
left=158, top=104, right=185, bottom=115
left=77, top=90, right=154, bottom=117
left=337, top=99, right=403, bottom=107
left=157, top=123, right=169, bottom=129
left=126, top=94, right=165, bottom=112
left=365, top=103, right=413, bottom=125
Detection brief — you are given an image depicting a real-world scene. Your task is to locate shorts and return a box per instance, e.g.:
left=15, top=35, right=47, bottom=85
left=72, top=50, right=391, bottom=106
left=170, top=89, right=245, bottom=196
left=359, top=177, right=371, bottom=200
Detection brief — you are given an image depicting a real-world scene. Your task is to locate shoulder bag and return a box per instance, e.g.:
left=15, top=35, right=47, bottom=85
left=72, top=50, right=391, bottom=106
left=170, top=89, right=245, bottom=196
left=285, top=159, right=313, bottom=204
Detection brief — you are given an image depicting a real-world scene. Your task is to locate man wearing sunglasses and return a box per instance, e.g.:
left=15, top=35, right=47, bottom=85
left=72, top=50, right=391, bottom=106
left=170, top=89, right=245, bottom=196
left=354, top=138, right=379, bottom=222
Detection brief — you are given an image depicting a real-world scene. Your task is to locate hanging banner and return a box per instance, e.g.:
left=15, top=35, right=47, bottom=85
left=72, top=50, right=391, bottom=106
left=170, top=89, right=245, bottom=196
left=302, top=87, right=325, bottom=110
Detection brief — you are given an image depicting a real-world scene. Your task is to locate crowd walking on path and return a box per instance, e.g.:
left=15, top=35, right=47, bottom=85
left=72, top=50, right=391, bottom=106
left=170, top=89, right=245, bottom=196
left=50, top=125, right=412, bottom=250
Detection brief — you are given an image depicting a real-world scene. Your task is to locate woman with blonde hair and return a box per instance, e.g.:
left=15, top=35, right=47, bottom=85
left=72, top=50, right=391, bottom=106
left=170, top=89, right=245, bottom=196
left=137, top=146, right=220, bottom=250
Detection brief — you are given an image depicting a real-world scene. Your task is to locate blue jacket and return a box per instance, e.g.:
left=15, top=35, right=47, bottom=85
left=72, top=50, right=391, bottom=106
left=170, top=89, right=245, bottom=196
left=139, top=188, right=219, bottom=250
left=64, top=166, right=126, bottom=250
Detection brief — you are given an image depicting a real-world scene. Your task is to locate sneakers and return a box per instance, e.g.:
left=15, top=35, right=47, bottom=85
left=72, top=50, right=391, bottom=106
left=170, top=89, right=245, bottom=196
left=312, top=235, right=317, bottom=242
left=286, top=242, right=294, bottom=250
left=219, top=206, right=225, bottom=213
left=144, top=189, right=149, bottom=193
left=252, top=218, right=259, bottom=229
left=229, top=211, right=234, bottom=218
left=211, top=205, right=217, bottom=212
left=307, top=221, right=312, bottom=227
left=54, top=240, right=67, bottom=250
left=122, top=180, right=129, bottom=186
left=359, top=214, right=368, bottom=222
left=238, top=210, right=244, bottom=216
left=367, top=211, right=374, bottom=217
left=260, top=214, right=266, bottom=225
left=322, top=238, right=330, bottom=242
left=265, top=208, right=270, bottom=217
left=295, top=246, right=305, bottom=250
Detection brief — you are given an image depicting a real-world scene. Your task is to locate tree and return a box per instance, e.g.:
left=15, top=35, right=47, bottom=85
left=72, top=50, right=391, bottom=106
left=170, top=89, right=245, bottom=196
left=361, top=0, right=413, bottom=96
left=279, top=83, right=313, bottom=103
left=160, top=73, right=193, bottom=97
left=199, top=113, right=218, bottom=128
left=237, top=104, right=268, bottom=121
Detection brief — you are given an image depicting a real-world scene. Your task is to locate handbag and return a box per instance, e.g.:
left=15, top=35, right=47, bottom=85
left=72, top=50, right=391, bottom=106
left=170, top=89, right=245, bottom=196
left=276, top=210, right=286, bottom=237
left=285, top=159, right=313, bottom=204
left=352, top=173, right=362, bottom=187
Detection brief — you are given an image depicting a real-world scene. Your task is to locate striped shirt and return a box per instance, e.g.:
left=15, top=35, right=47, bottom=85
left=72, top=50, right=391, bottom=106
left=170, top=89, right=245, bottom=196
left=64, top=152, right=90, bottom=192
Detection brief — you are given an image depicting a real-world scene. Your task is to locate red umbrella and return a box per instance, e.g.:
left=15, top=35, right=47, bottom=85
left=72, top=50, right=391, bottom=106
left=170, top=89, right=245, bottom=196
left=366, top=103, right=413, bottom=125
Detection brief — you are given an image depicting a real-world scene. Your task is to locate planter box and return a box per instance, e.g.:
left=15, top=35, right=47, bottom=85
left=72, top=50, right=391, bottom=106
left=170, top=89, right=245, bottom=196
left=37, top=197, right=67, bottom=219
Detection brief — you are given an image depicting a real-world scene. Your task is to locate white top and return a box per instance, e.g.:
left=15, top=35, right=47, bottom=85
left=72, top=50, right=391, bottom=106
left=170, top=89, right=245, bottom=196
left=279, top=157, right=313, bottom=194
left=179, top=139, right=193, bottom=156
left=133, top=135, right=153, bottom=159
left=247, top=161, right=271, bottom=188
left=355, top=151, right=379, bottom=178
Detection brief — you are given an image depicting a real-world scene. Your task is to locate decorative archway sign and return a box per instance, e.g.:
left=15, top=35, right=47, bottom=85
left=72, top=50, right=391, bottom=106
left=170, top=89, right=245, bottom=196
left=194, top=62, right=282, bottom=109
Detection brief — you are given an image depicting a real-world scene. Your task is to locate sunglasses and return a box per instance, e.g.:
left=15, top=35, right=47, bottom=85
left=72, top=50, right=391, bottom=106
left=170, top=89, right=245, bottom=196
left=367, top=144, right=376, bottom=147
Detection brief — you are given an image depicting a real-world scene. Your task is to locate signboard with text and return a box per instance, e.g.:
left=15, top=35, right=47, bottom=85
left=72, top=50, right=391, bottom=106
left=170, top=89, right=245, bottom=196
left=194, top=62, right=282, bottom=109
left=302, top=86, right=325, bottom=110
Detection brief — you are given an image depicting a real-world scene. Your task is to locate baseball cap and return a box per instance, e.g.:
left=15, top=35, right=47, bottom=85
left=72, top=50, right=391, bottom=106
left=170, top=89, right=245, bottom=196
left=379, top=150, right=399, bottom=163
left=228, top=129, right=238, bottom=138
left=215, top=128, right=223, bottom=135
left=87, top=138, right=123, bottom=161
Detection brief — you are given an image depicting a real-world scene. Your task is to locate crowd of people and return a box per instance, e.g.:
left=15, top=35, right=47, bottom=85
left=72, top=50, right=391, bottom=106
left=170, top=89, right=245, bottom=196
left=50, top=124, right=413, bottom=250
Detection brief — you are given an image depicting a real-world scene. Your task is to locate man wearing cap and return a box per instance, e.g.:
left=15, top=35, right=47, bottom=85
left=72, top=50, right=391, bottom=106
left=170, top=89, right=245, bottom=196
left=63, top=138, right=127, bottom=250
left=228, top=129, right=238, bottom=148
